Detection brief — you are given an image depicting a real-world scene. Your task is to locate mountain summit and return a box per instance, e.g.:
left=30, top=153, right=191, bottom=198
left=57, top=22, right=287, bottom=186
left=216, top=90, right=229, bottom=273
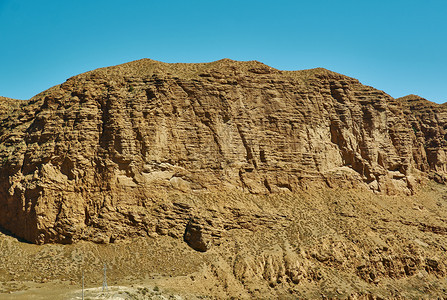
left=1, top=59, right=446, bottom=244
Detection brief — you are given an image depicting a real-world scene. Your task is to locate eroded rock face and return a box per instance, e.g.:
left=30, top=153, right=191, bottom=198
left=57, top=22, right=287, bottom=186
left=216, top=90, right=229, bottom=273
left=184, top=218, right=211, bottom=252
left=0, top=59, right=446, bottom=244
left=398, top=94, right=447, bottom=182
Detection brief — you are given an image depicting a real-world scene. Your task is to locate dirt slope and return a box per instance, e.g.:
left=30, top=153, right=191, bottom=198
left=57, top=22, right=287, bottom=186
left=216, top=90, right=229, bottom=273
left=1, top=183, right=447, bottom=298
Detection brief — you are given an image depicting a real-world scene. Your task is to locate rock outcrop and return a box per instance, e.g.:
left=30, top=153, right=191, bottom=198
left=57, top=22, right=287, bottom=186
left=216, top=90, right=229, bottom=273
left=0, top=59, right=446, bottom=245
left=397, top=94, right=447, bottom=182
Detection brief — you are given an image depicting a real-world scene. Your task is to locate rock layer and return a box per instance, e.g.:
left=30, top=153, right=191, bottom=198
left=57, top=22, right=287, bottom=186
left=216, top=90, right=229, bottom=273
left=398, top=94, right=447, bottom=181
left=0, top=59, right=446, bottom=245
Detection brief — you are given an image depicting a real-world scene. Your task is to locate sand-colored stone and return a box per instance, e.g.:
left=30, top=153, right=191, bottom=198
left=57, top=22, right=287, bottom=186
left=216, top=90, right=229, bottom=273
left=0, top=59, right=446, bottom=249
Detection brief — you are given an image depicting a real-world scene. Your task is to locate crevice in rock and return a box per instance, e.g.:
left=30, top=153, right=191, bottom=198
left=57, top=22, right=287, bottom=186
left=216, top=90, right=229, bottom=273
left=236, top=124, right=257, bottom=168
left=263, top=178, right=272, bottom=192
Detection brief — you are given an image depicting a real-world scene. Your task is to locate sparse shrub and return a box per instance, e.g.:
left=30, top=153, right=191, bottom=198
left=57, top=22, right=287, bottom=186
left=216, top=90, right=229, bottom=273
left=141, top=287, right=149, bottom=295
left=412, top=126, right=418, bottom=134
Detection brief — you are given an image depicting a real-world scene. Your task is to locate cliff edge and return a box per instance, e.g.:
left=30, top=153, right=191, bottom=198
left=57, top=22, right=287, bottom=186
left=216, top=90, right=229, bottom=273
left=0, top=59, right=446, bottom=245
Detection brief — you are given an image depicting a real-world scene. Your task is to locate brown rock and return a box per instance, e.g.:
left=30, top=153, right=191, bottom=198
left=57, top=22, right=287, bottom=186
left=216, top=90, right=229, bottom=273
left=183, top=218, right=211, bottom=252
left=0, top=59, right=446, bottom=244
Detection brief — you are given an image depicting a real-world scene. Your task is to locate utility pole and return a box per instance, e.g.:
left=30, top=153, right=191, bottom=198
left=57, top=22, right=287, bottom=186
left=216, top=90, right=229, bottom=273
left=102, top=263, right=108, bottom=292
left=82, top=270, right=84, bottom=300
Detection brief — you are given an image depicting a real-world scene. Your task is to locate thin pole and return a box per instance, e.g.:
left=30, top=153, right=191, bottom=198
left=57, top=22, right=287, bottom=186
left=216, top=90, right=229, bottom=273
left=82, top=270, right=84, bottom=300
left=102, top=263, right=108, bottom=292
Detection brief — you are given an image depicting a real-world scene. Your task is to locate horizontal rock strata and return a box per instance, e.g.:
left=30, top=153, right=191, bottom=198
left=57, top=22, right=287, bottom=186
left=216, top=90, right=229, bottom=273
left=0, top=59, right=446, bottom=244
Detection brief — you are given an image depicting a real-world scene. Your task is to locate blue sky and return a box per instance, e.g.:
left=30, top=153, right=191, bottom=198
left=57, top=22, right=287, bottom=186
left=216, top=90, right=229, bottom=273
left=1, top=0, right=446, bottom=103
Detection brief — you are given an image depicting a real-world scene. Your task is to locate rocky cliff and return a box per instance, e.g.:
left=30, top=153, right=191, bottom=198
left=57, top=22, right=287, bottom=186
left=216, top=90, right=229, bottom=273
left=0, top=59, right=446, bottom=246
left=397, top=94, right=447, bottom=181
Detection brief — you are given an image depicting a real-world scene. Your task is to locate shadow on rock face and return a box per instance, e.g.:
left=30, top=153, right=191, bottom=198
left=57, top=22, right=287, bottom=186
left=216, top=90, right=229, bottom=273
left=0, top=225, right=32, bottom=244
left=183, top=218, right=210, bottom=252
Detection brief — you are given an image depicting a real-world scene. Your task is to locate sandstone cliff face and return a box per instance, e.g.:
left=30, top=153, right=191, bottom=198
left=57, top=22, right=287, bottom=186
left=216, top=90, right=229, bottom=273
left=0, top=59, right=445, bottom=245
left=398, top=94, right=447, bottom=181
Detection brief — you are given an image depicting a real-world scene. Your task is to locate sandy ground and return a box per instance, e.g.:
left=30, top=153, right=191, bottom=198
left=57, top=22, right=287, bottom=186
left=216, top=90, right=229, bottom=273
left=1, top=183, right=447, bottom=298
left=1, top=280, right=195, bottom=300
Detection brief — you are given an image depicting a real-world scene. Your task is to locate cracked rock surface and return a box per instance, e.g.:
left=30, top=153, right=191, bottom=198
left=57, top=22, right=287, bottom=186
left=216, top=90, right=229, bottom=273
left=0, top=59, right=446, bottom=246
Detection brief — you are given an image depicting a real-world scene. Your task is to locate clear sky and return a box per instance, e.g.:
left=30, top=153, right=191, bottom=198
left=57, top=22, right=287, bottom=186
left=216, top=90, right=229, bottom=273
left=1, top=0, right=446, bottom=103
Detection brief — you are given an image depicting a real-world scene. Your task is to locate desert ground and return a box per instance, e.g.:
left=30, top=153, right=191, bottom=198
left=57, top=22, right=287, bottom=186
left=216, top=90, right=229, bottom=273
left=1, top=182, right=447, bottom=299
